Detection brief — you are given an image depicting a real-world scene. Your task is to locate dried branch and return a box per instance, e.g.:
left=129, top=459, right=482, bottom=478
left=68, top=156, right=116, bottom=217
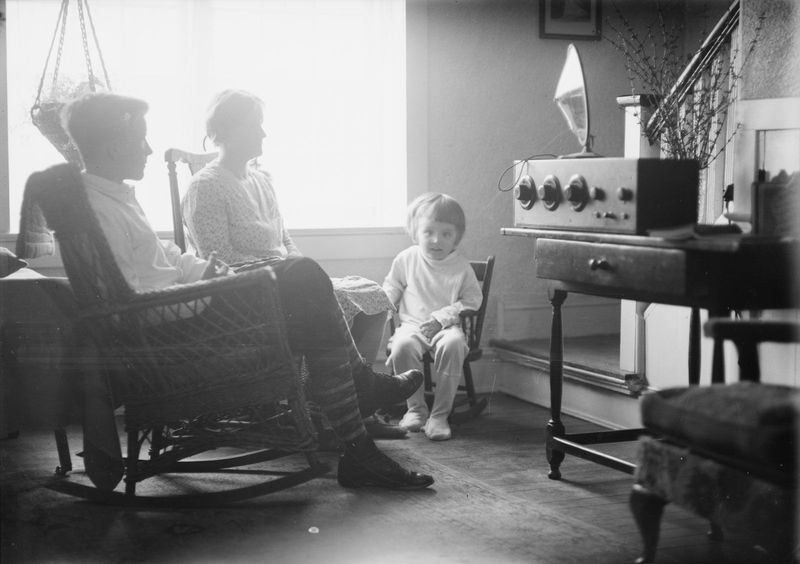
left=604, top=0, right=763, bottom=170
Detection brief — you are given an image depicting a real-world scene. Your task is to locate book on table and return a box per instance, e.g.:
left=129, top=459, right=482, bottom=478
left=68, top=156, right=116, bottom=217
left=647, top=223, right=742, bottom=240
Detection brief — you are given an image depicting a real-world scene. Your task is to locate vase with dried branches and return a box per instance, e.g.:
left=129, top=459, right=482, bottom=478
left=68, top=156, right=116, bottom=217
left=604, top=0, right=762, bottom=171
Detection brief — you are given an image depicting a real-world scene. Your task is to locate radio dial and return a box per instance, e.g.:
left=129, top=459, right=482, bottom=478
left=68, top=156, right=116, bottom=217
left=514, top=175, right=536, bottom=210
left=565, top=174, right=589, bottom=211
left=536, top=175, right=561, bottom=211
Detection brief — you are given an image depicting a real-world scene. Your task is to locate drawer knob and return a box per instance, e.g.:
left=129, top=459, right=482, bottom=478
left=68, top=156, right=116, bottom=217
left=588, top=258, right=611, bottom=271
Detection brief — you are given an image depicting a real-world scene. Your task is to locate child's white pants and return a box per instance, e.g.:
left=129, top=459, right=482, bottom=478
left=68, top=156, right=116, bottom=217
left=388, top=324, right=468, bottom=420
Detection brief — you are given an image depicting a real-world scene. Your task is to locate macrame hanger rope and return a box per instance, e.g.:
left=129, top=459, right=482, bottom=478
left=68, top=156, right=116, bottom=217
left=30, top=0, right=113, bottom=165
left=76, top=0, right=96, bottom=90
left=84, top=0, right=112, bottom=91
left=32, top=0, right=111, bottom=112
left=51, top=0, right=69, bottom=93
left=32, top=0, right=69, bottom=110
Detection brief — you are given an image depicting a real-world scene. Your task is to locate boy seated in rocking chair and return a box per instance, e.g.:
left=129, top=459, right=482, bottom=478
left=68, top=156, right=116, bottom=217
left=57, top=91, right=433, bottom=491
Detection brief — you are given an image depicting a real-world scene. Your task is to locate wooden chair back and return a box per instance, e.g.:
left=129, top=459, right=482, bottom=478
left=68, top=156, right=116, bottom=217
left=704, top=319, right=800, bottom=382
left=164, top=148, right=218, bottom=252
left=22, top=164, right=136, bottom=310
left=465, top=256, right=495, bottom=354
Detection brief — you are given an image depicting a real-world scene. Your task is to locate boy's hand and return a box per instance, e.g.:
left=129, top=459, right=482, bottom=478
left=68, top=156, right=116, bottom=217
left=419, top=318, right=442, bottom=340
left=201, top=251, right=230, bottom=280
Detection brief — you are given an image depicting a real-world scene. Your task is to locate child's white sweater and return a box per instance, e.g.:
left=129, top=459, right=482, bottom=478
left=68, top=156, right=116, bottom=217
left=383, top=245, right=483, bottom=328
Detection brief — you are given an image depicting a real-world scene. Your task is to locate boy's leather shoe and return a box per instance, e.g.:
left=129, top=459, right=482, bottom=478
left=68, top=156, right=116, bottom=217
left=354, top=364, right=423, bottom=416
left=83, top=440, right=124, bottom=491
left=337, top=435, right=434, bottom=490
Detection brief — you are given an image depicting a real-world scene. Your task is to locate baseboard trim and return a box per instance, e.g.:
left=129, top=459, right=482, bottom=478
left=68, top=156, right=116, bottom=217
left=491, top=348, right=640, bottom=397
left=488, top=359, right=643, bottom=430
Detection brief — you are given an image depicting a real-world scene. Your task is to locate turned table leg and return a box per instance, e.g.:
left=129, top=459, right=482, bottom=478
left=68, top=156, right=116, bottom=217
left=689, top=307, right=701, bottom=385
left=546, top=289, right=567, bottom=480
left=709, top=308, right=730, bottom=385
left=630, top=483, right=667, bottom=564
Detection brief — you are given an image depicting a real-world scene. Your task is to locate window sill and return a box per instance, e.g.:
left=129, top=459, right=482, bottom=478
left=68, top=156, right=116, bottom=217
left=2, top=226, right=410, bottom=267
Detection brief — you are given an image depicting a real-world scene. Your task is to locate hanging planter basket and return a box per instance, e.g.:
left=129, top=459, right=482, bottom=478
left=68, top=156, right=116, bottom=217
left=31, top=101, right=83, bottom=165
left=31, top=0, right=112, bottom=166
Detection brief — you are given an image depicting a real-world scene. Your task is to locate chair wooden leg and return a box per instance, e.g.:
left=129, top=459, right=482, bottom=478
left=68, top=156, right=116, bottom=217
left=149, top=425, right=165, bottom=459
left=54, top=427, right=72, bottom=476
left=423, top=356, right=487, bottom=424
left=463, top=362, right=477, bottom=406
left=125, top=429, right=141, bottom=496
left=736, top=341, right=760, bottom=383
left=423, top=357, right=433, bottom=392
left=423, top=357, right=435, bottom=410
left=630, top=483, right=667, bottom=564
left=707, top=521, right=724, bottom=541
left=448, top=363, right=488, bottom=425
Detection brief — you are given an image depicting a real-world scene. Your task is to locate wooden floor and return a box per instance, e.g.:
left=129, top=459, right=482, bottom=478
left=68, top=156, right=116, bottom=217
left=422, top=393, right=788, bottom=564
left=1, top=392, right=790, bottom=563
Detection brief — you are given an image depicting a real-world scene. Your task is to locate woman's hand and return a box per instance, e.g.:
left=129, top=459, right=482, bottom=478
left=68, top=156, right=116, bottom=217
left=419, top=318, right=442, bottom=341
left=201, top=251, right=231, bottom=280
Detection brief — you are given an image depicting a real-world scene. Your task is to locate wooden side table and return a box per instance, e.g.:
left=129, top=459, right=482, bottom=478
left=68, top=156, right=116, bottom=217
left=500, top=228, right=799, bottom=479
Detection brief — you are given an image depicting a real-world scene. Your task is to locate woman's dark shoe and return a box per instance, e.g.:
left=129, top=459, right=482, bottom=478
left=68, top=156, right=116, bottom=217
left=338, top=435, right=434, bottom=490
left=353, top=364, right=423, bottom=416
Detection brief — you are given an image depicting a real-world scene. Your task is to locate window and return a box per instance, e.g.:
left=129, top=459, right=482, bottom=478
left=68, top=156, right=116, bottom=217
left=4, top=0, right=406, bottom=232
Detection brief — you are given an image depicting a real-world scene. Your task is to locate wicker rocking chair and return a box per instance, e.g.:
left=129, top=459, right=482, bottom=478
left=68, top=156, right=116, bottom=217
left=25, top=163, right=327, bottom=506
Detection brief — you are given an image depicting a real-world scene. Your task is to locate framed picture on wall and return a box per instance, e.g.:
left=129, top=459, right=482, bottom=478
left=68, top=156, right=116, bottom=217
left=539, top=0, right=601, bottom=40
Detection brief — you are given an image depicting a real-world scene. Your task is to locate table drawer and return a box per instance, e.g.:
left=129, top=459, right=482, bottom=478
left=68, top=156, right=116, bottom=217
left=535, top=239, right=688, bottom=295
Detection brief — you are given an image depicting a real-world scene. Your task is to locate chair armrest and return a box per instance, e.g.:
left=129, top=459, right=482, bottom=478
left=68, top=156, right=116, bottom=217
left=78, top=267, right=277, bottom=322
left=704, top=319, right=800, bottom=345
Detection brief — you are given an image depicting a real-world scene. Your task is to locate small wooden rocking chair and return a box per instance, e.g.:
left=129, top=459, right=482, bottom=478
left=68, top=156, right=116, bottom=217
left=387, top=256, right=494, bottom=424
left=24, top=163, right=327, bottom=506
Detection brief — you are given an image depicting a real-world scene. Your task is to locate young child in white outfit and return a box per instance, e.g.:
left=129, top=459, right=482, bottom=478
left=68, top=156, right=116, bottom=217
left=383, top=193, right=483, bottom=441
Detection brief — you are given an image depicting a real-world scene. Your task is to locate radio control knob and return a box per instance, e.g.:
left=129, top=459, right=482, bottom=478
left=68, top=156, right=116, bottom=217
left=616, top=187, right=634, bottom=202
left=536, top=175, right=561, bottom=210
left=565, top=175, right=589, bottom=211
left=589, top=186, right=605, bottom=201
left=514, top=175, right=536, bottom=210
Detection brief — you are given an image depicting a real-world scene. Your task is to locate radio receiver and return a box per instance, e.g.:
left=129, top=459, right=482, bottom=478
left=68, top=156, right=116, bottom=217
left=512, top=44, right=698, bottom=235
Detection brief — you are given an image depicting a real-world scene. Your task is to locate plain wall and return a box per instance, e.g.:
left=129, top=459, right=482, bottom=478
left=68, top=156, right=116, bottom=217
left=408, top=0, right=731, bottom=346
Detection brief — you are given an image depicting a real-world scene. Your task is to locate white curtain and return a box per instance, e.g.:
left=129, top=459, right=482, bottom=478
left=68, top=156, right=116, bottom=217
left=7, top=0, right=406, bottom=231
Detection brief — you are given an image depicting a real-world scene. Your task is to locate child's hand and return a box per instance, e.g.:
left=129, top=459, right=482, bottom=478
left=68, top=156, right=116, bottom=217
left=419, top=318, right=442, bottom=340
left=201, top=251, right=230, bottom=280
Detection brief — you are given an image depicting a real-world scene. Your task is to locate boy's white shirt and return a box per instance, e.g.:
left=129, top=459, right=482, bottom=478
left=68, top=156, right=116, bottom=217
left=82, top=172, right=208, bottom=292
left=383, top=245, right=483, bottom=328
